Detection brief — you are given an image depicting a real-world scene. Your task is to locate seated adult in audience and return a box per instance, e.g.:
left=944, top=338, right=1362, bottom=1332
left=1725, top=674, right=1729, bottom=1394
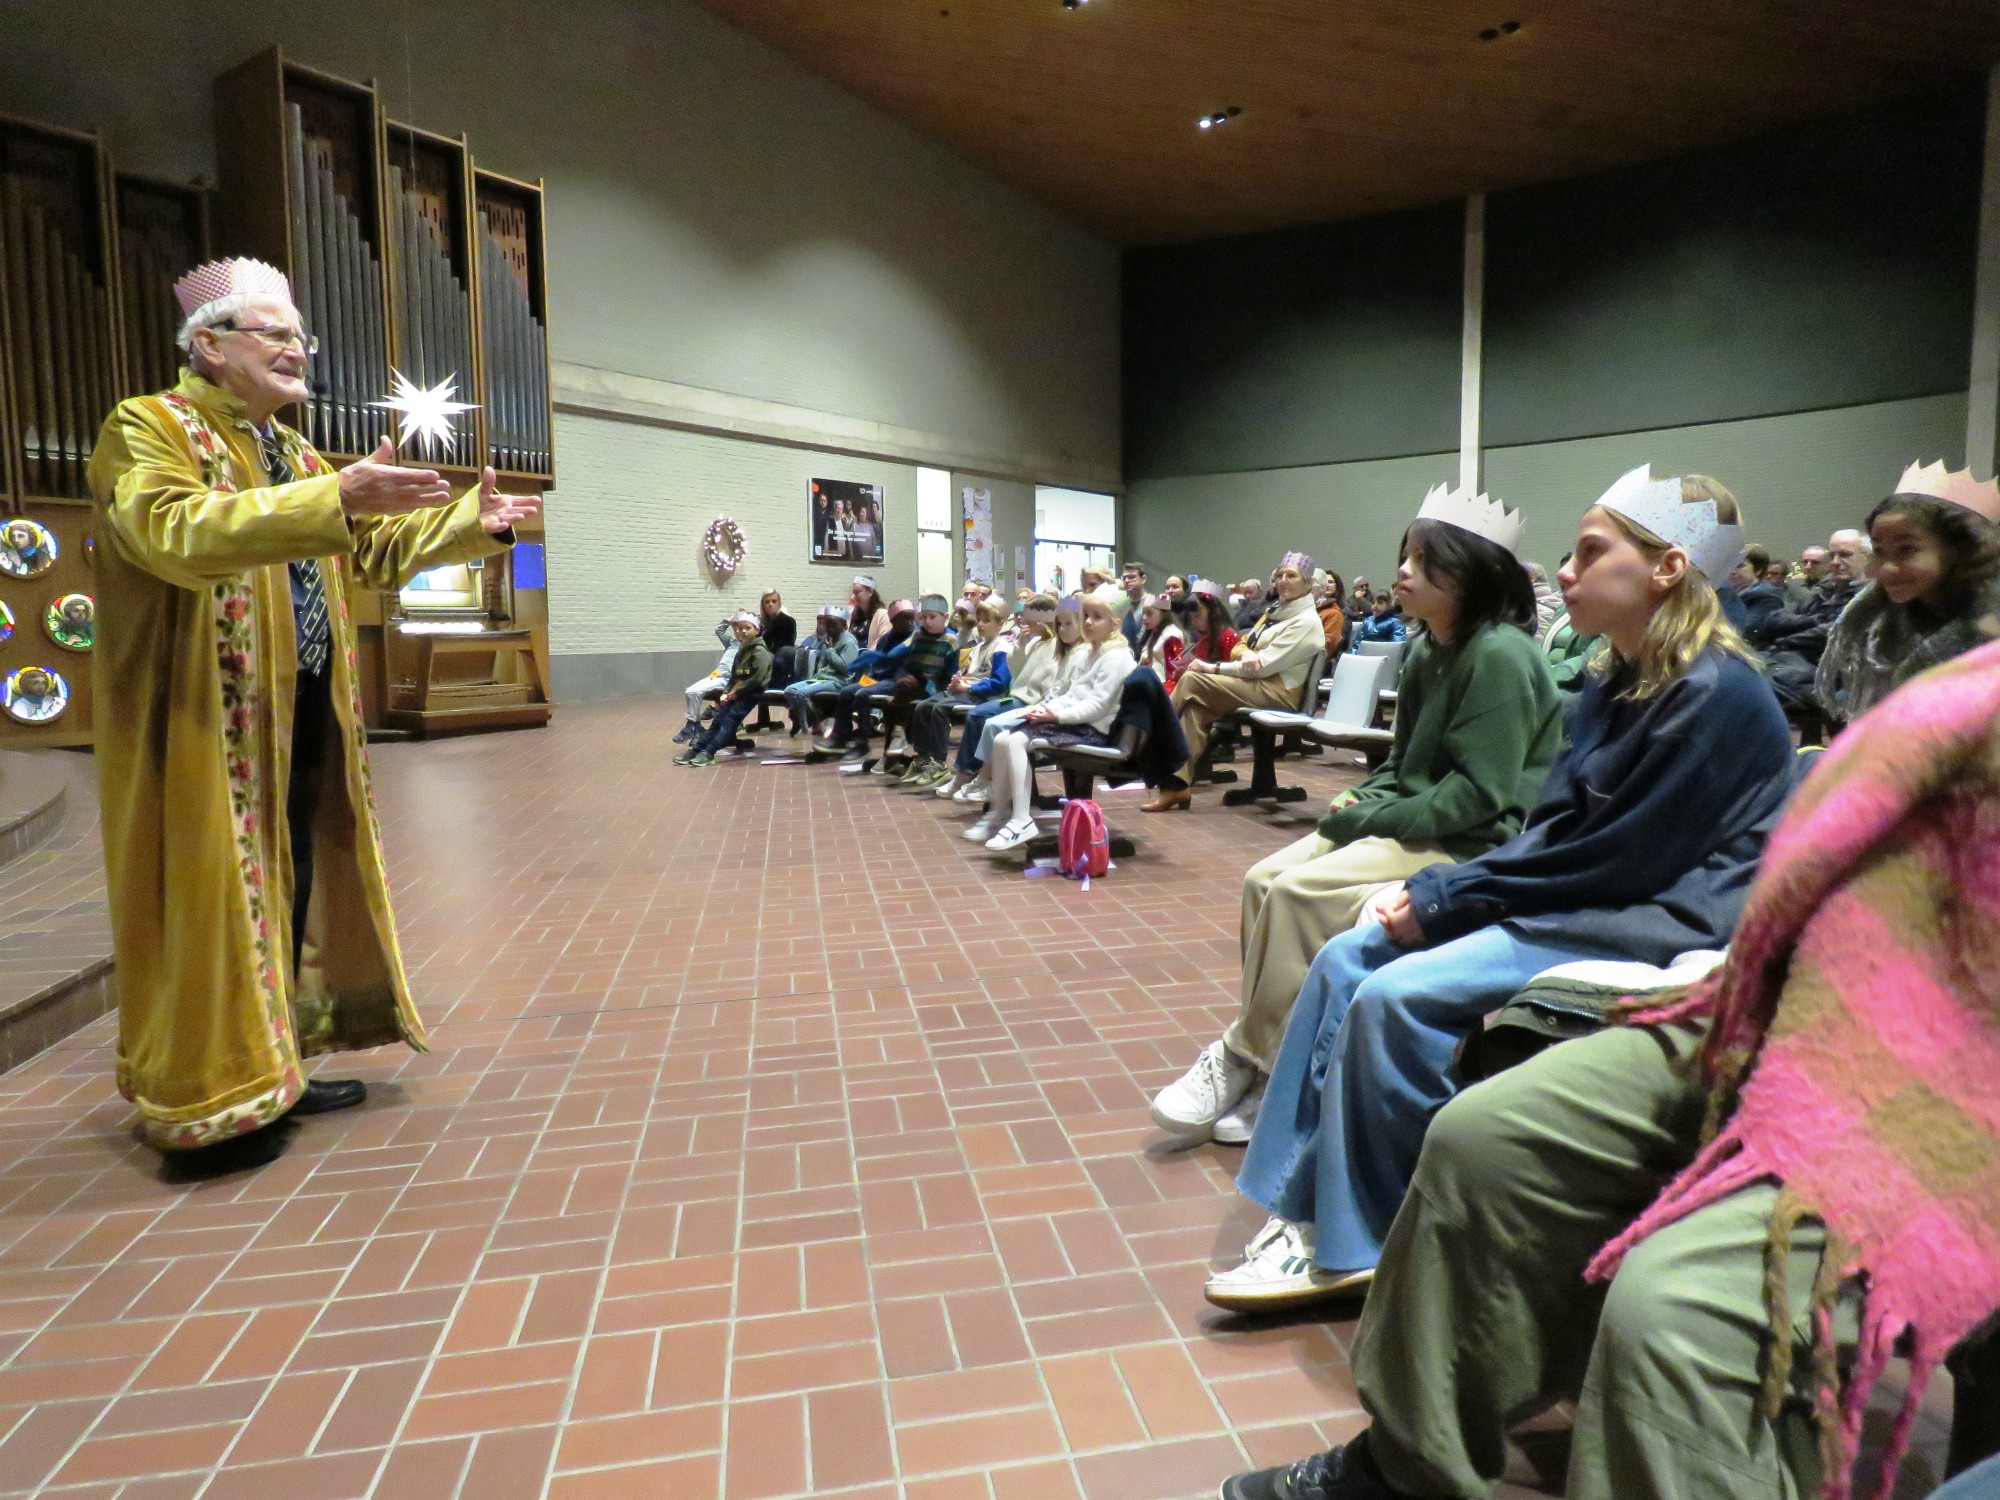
left=783, top=605, right=860, bottom=736
left=1349, top=591, right=1407, bottom=650
left=1151, top=486, right=1562, bottom=1146
left=675, top=615, right=742, bottom=745
left=1724, top=543, right=1785, bottom=638
left=967, top=596, right=1136, bottom=850
left=1116, top=562, right=1149, bottom=638
left=1315, top=571, right=1349, bottom=654
left=759, top=588, right=802, bottom=686
left=1172, top=583, right=1239, bottom=691
left=673, top=612, right=772, bottom=767
left=1762, top=557, right=1791, bottom=588
left=1524, top=560, right=1562, bottom=638
left=1080, top=563, right=1121, bottom=614
left=1160, top=574, right=1190, bottom=609
left=1752, top=529, right=1869, bottom=704
left=1205, top=468, right=1794, bottom=1312
left=804, top=599, right=915, bottom=756
left=1818, top=462, right=2000, bottom=724
left=905, top=597, right=1013, bottom=786
left=1144, top=553, right=1325, bottom=813
left=1346, top=577, right=1374, bottom=621
left=1218, top=636, right=2000, bottom=1500
left=1233, top=577, right=1270, bottom=632
left=1784, top=543, right=1827, bottom=609
left=850, top=575, right=891, bottom=649
left=942, top=595, right=1080, bottom=803
left=1135, top=594, right=1186, bottom=684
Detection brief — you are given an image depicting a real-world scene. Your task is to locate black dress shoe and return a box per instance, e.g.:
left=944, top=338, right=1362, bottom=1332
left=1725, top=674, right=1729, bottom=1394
left=161, top=1118, right=297, bottom=1181
left=288, top=1078, right=368, bottom=1116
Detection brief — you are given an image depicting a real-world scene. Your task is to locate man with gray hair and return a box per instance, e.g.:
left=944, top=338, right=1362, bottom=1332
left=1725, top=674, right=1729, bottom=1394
left=88, top=256, right=538, bottom=1175
left=1748, top=528, right=1870, bottom=707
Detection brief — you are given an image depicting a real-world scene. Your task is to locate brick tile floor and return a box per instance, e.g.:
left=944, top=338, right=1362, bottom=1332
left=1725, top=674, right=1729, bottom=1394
left=0, top=700, right=1951, bottom=1498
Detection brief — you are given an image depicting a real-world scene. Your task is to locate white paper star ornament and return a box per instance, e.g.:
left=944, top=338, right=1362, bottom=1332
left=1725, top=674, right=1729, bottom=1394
left=373, top=370, right=479, bottom=460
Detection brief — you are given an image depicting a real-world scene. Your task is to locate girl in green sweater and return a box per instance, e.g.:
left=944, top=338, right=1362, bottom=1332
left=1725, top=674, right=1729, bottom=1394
left=1152, top=487, right=1563, bottom=1145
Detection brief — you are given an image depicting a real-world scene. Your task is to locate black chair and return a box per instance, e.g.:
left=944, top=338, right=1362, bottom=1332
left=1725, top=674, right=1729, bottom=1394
left=1197, top=648, right=1329, bottom=787
left=1003, top=718, right=1148, bottom=863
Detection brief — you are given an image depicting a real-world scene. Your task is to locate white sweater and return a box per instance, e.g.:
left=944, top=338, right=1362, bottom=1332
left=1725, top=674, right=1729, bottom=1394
left=1008, top=633, right=1062, bottom=705
left=1043, top=638, right=1137, bottom=734
left=1216, top=592, right=1322, bottom=691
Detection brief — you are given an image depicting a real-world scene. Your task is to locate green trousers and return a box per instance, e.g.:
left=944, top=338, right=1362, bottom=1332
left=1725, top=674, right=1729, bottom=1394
left=1352, top=1023, right=1830, bottom=1500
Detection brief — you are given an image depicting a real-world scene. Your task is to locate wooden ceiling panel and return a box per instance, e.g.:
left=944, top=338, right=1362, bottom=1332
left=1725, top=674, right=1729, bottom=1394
left=687, top=0, right=2000, bottom=242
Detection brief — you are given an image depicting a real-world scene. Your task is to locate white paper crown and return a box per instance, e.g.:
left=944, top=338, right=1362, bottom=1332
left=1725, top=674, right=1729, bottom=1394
left=1416, top=483, right=1526, bottom=556
left=173, top=257, right=292, bottom=318
left=1895, top=460, right=2000, bottom=525
left=1593, top=465, right=1745, bottom=583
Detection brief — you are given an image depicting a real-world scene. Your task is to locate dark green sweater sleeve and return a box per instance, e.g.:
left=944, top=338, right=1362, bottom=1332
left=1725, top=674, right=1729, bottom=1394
left=1318, top=630, right=1558, bottom=853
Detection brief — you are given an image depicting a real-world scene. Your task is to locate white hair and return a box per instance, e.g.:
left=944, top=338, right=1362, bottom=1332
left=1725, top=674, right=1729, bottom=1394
left=174, top=293, right=260, bottom=354
left=1828, top=528, right=1873, bottom=555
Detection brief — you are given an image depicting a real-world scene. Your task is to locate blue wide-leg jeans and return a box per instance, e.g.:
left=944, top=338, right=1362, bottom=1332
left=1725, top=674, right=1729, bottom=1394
left=1236, top=920, right=1606, bottom=1271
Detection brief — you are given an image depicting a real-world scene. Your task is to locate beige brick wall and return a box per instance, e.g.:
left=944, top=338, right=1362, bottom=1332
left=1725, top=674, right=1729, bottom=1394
left=543, top=411, right=922, bottom=657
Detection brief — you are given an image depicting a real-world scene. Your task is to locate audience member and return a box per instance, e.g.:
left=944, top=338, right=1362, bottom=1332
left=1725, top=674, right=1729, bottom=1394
left=1347, top=576, right=1374, bottom=620
left=1761, top=557, right=1790, bottom=588
left=1134, top=594, right=1185, bottom=684
left=1785, top=543, right=1828, bottom=609
left=1751, top=528, right=1870, bottom=705
left=904, top=598, right=1013, bottom=786
left=1523, top=560, right=1562, bottom=638
left=674, top=615, right=742, bottom=744
left=759, top=588, right=802, bottom=685
left=1080, top=562, right=1121, bottom=613
left=1160, top=574, right=1190, bottom=608
left=1315, top=570, right=1349, bottom=654
left=1151, top=488, right=1562, bottom=1146
left=1206, top=468, right=1794, bottom=1313
left=782, top=605, right=860, bottom=735
left=1724, top=543, right=1786, bottom=638
left=849, top=574, right=891, bottom=648
left=1817, top=463, right=2000, bottom=722
left=1219, top=638, right=2000, bottom=1500
left=943, top=596, right=1081, bottom=803
left=1172, top=584, right=1239, bottom=691
left=833, top=594, right=958, bottom=773
left=966, top=596, right=1136, bottom=851
left=1143, top=553, right=1324, bottom=812
left=1349, top=591, right=1407, bottom=649
left=803, top=598, right=916, bottom=758
left=1115, top=562, right=1149, bottom=629
left=673, top=612, right=773, bottom=766
left=1232, top=577, right=1270, bottom=632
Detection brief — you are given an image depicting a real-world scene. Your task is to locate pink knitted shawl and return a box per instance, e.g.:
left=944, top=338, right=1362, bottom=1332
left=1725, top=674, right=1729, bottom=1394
left=1586, top=637, right=2000, bottom=1500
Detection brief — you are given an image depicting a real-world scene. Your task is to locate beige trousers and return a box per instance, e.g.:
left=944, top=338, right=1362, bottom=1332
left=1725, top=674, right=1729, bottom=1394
left=1171, top=671, right=1295, bottom=781
left=1223, top=833, right=1454, bottom=1071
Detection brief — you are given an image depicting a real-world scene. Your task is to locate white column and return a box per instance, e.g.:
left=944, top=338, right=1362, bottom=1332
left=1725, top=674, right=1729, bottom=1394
left=1460, top=193, right=1486, bottom=493
left=1969, top=65, right=2000, bottom=478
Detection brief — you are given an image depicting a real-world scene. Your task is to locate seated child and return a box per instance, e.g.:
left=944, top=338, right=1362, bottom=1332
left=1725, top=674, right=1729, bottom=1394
left=674, top=616, right=739, bottom=744
left=782, top=605, right=860, bottom=735
left=806, top=599, right=915, bottom=751
left=1134, top=594, right=1186, bottom=684
left=811, top=595, right=956, bottom=772
left=1151, top=484, right=1563, bottom=1146
left=943, top=596, right=1080, bottom=802
left=1349, top=591, right=1407, bottom=649
left=966, top=595, right=1135, bottom=851
left=673, top=611, right=772, bottom=766
left=1207, top=467, right=1796, bottom=1312
left=904, top=597, right=1013, bottom=787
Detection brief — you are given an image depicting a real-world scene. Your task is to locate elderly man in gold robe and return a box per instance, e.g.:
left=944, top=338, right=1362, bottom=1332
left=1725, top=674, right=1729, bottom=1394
left=88, top=257, right=538, bottom=1174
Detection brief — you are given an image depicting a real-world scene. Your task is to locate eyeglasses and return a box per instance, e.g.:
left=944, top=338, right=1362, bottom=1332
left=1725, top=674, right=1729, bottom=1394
left=222, top=321, right=319, bottom=355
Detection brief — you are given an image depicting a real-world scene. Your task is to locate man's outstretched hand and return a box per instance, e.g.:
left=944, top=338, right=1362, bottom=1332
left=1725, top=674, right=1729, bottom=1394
left=338, top=437, right=453, bottom=515
left=478, top=466, right=542, bottom=536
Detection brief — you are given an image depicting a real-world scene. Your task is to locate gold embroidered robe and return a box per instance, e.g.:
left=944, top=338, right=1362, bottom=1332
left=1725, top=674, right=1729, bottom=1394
left=86, top=371, right=506, bottom=1148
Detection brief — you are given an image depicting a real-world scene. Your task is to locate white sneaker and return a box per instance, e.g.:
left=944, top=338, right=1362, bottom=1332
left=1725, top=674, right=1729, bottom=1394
left=964, top=815, right=999, bottom=843
left=1202, top=1218, right=1371, bottom=1312
left=952, top=780, right=988, bottom=804
left=934, top=773, right=968, bottom=799
left=1211, top=1077, right=1265, bottom=1146
left=885, top=731, right=909, bottom=757
left=1149, top=1041, right=1255, bottom=1143
left=984, top=818, right=1038, bottom=852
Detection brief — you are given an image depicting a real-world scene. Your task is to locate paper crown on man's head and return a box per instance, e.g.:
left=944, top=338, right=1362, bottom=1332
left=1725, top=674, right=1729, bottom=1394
left=1894, top=460, right=2000, bottom=525
left=173, top=258, right=292, bottom=318
left=1416, top=483, right=1526, bottom=557
left=1591, top=465, right=1745, bottom=583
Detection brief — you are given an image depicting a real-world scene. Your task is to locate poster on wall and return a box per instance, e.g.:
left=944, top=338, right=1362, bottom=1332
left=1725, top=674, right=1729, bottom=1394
left=961, top=486, right=993, bottom=584
left=1013, top=545, right=1028, bottom=596
left=810, top=478, right=885, bottom=564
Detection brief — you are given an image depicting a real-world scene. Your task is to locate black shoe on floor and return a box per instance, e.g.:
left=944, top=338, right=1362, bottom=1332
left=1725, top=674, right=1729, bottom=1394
left=288, top=1078, right=368, bottom=1116
left=161, top=1118, right=297, bottom=1180
left=1219, top=1433, right=1396, bottom=1500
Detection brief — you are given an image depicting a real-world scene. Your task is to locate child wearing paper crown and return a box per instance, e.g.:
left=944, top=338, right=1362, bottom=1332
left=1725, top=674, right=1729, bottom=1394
left=1200, top=467, right=1799, bottom=1318
left=1151, top=484, right=1564, bottom=1149
left=675, top=612, right=773, bottom=766
left=816, top=595, right=957, bottom=770
left=902, top=597, right=1013, bottom=787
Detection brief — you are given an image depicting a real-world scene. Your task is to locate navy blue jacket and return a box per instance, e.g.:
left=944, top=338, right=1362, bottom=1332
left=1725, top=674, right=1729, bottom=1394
left=1405, top=648, right=1796, bottom=965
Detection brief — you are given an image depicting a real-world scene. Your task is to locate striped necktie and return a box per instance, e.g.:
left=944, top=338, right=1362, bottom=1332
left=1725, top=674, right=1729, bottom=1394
left=257, top=431, right=331, bottom=677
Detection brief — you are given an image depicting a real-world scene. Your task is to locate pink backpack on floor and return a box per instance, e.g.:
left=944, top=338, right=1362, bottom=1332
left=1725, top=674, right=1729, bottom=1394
left=1057, top=799, right=1110, bottom=881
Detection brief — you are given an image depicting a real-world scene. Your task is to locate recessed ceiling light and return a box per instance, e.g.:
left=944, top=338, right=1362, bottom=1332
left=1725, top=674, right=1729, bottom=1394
left=1479, top=19, right=1521, bottom=39
left=1198, top=106, right=1243, bottom=130
left=1062, top=0, right=1088, bottom=9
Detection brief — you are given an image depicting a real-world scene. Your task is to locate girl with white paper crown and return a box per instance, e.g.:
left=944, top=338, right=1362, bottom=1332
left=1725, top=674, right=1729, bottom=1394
left=1202, top=466, right=1798, bottom=1314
